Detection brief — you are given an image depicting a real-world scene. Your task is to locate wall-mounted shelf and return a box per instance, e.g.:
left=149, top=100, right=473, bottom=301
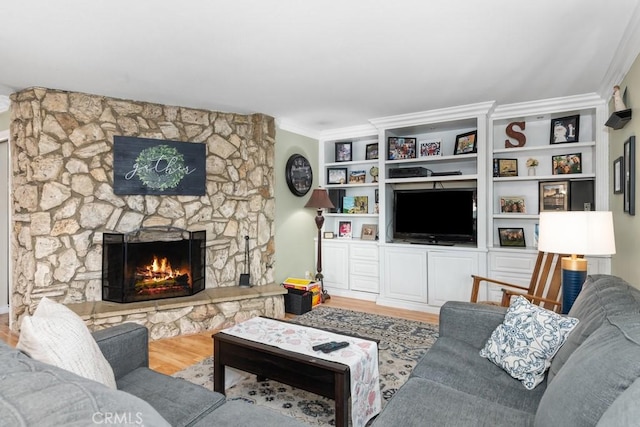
left=605, top=109, right=632, bottom=130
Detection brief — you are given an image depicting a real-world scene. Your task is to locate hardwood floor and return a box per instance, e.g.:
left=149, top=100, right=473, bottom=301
left=0, top=296, right=439, bottom=376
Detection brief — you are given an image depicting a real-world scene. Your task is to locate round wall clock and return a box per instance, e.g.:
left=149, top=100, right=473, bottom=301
left=285, top=154, right=313, bottom=197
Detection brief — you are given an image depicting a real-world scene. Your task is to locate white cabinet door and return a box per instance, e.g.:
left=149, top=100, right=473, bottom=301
left=382, top=246, right=428, bottom=303
left=427, top=250, right=479, bottom=306
left=322, top=241, right=349, bottom=290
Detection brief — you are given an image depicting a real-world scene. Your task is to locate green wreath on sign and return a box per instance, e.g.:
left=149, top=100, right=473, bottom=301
left=135, top=145, right=186, bottom=191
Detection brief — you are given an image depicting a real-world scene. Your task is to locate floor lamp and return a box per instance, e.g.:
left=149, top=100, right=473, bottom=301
left=304, top=188, right=335, bottom=302
left=538, top=211, right=616, bottom=314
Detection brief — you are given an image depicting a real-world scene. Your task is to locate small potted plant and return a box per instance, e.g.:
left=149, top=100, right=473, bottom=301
left=526, top=158, right=539, bottom=176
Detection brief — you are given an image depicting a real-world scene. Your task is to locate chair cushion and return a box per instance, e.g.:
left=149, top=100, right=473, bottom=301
left=16, top=297, right=116, bottom=389
left=480, top=296, right=578, bottom=390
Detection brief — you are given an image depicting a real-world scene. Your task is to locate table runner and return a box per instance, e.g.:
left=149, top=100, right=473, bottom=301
left=221, top=316, right=381, bottom=427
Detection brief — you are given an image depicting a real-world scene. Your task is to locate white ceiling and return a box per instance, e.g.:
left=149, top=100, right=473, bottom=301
left=1, top=1, right=640, bottom=137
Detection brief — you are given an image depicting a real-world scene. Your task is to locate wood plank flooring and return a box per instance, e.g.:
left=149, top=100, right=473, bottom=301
left=0, top=295, right=439, bottom=376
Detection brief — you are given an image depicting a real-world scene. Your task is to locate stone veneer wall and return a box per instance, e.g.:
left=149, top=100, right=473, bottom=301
left=9, top=87, right=277, bottom=332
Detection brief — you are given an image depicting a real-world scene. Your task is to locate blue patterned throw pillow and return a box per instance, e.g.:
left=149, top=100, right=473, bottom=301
left=480, top=295, right=579, bottom=390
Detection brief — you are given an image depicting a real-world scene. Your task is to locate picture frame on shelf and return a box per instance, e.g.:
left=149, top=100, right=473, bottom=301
left=418, top=139, right=442, bottom=157
left=497, top=159, right=518, bottom=177
left=343, top=196, right=368, bottom=214
left=552, top=153, right=582, bottom=175
left=534, top=223, right=539, bottom=248
left=327, top=167, right=348, bottom=185
left=365, top=143, right=379, bottom=160
left=361, top=224, right=378, bottom=240
left=498, top=228, right=526, bottom=247
left=454, top=130, right=477, bottom=155
left=550, top=115, right=579, bottom=144
left=624, top=136, right=635, bottom=215
left=338, top=220, right=352, bottom=238
left=388, top=137, right=417, bottom=160
left=323, top=231, right=335, bottom=239
left=500, top=196, right=526, bottom=213
left=335, top=142, right=352, bottom=162
left=349, top=170, right=366, bottom=184
left=614, top=156, right=623, bottom=194
left=539, top=180, right=569, bottom=212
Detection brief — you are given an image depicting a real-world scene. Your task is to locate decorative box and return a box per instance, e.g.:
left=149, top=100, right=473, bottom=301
left=284, top=288, right=312, bottom=315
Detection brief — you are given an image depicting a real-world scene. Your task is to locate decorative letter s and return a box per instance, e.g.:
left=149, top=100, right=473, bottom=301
left=505, top=122, right=526, bottom=148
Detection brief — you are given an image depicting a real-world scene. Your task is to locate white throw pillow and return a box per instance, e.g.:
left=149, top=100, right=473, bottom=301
left=480, top=295, right=579, bottom=390
left=17, top=297, right=117, bottom=389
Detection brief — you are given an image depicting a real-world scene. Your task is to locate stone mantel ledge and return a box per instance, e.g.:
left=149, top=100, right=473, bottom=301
left=66, top=284, right=287, bottom=340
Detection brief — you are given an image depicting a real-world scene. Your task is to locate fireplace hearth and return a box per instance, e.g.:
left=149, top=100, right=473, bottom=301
left=102, top=227, right=206, bottom=303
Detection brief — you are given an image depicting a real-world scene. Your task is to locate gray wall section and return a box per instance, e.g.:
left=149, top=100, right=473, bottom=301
left=274, top=128, right=318, bottom=284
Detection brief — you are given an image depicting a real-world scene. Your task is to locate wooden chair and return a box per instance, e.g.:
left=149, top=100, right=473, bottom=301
left=470, top=251, right=567, bottom=313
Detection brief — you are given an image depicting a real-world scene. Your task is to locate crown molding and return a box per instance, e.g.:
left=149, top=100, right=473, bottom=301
left=369, top=101, right=496, bottom=130
left=318, top=124, right=378, bottom=142
left=276, top=119, right=319, bottom=140
left=491, top=93, right=605, bottom=120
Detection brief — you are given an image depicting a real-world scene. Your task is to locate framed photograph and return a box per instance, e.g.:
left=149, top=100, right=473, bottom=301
left=349, top=170, right=366, bottom=184
left=342, top=195, right=368, bottom=214
left=534, top=223, right=539, bottom=248
left=539, top=180, right=569, bottom=212
left=323, top=231, right=335, bottom=239
left=388, top=137, right=417, bottom=160
left=614, top=156, right=623, bottom=194
left=552, top=153, right=582, bottom=175
left=338, top=220, right=352, bottom=238
left=498, top=228, right=526, bottom=247
left=454, top=130, right=477, bottom=155
left=335, top=142, right=352, bottom=162
left=550, top=115, right=580, bottom=144
left=418, top=139, right=442, bottom=158
left=365, top=143, right=378, bottom=160
left=361, top=224, right=378, bottom=240
left=497, top=159, right=518, bottom=177
left=327, top=167, right=348, bottom=185
left=500, top=196, right=526, bottom=213
left=624, top=136, right=636, bottom=215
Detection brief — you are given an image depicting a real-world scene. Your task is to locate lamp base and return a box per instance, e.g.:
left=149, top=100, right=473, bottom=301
left=561, top=257, right=588, bottom=314
left=315, top=272, right=330, bottom=303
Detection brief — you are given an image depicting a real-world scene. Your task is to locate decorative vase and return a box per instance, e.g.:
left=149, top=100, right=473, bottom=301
left=528, top=167, right=536, bottom=176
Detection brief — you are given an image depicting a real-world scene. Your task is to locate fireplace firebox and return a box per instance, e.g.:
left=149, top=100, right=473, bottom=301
left=102, top=227, right=206, bottom=303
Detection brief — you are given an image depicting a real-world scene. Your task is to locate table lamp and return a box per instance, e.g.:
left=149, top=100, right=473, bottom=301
left=538, top=211, right=616, bottom=314
left=304, top=188, right=335, bottom=302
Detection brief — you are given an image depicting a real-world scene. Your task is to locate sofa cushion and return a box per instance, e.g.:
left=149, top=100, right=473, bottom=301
left=535, top=314, right=640, bottom=427
left=190, top=400, right=309, bottom=427
left=117, top=366, right=226, bottom=427
left=370, top=377, right=534, bottom=427
left=411, top=336, right=545, bottom=413
left=480, top=296, right=578, bottom=390
left=0, top=341, right=170, bottom=427
left=16, top=297, right=116, bottom=389
left=596, top=377, right=640, bottom=427
left=549, top=274, right=640, bottom=382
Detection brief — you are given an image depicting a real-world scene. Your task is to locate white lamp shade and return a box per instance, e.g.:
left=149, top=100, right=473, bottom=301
left=538, top=211, right=616, bottom=256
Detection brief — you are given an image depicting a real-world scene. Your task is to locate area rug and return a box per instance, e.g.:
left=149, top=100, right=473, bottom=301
left=173, top=306, right=439, bottom=425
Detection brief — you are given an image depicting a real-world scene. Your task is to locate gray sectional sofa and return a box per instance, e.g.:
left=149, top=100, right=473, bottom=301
left=0, top=322, right=306, bottom=426
left=371, top=274, right=640, bottom=426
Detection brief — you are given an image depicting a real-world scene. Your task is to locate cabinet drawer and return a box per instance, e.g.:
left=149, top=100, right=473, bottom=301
left=490, top=252, right=536, bottom=273
left=350, top=259, right=379, bottom=277
left=350, top=244, right=378, bottom=260
left=350, top=275, right=379, bottom=293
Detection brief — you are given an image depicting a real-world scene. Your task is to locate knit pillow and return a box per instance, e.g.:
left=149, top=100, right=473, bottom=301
left=480, top=295, right=579, bottom=390
left=17, top=297, right=117, bottom=389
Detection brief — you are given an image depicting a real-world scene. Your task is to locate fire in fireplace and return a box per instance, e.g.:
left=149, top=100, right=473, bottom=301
left=102, top=227, right=205, bottom=303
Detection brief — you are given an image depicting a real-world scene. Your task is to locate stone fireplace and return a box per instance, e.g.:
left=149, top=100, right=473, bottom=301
left=102, top=228, right=206, bottom=303
left=8, top=87, right=283, bottom=336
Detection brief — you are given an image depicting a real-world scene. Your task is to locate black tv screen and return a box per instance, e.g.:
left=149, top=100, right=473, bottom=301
left=393, top=188, right=476, bottom=244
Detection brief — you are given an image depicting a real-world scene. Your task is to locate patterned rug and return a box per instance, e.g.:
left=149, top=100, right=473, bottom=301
left=173, top=306, right=439, bottom=425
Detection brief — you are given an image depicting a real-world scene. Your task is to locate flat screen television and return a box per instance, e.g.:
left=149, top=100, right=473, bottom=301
left=393, top=188, right=477, bottom=244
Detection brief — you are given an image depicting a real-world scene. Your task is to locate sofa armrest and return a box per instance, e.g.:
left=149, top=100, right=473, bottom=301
left=439, top=301, right=507, bottom=349
left=92, top=323, right=149, bottom=380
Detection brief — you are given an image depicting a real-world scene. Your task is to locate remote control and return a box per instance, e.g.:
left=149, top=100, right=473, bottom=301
left=312, top=341, right=336, bottom=352
left=320, top=341, right=349, bottom=353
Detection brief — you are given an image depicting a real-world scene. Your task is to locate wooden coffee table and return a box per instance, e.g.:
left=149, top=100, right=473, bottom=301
left=213, top=330, right=351, bottom=427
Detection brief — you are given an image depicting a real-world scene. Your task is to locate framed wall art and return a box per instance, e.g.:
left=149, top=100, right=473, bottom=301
left=498, top=228, right=526, bottom=247
left=388, top=137, right=417, bottom=160
left=550, top=115, right=580, bottom=144
left=539, top=180, right=569, bottom=212
left=624, top=135, right=636, bottom=215
left=365, top=143, right=379, bottom=160
left=454, top=130, right=477, bottom=155
left=497, top=159, right=518, bottom=177
left=327, top=167, right=348, bottom=184
left=500, top=196, right=526, bottom=213
left=335, top=142, right=352, bottom=162
left=614, top=156, right=623, bottom=194
left=418, top=139, right=442, bottom=157
left=552, top=153, right=582, bottom=175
